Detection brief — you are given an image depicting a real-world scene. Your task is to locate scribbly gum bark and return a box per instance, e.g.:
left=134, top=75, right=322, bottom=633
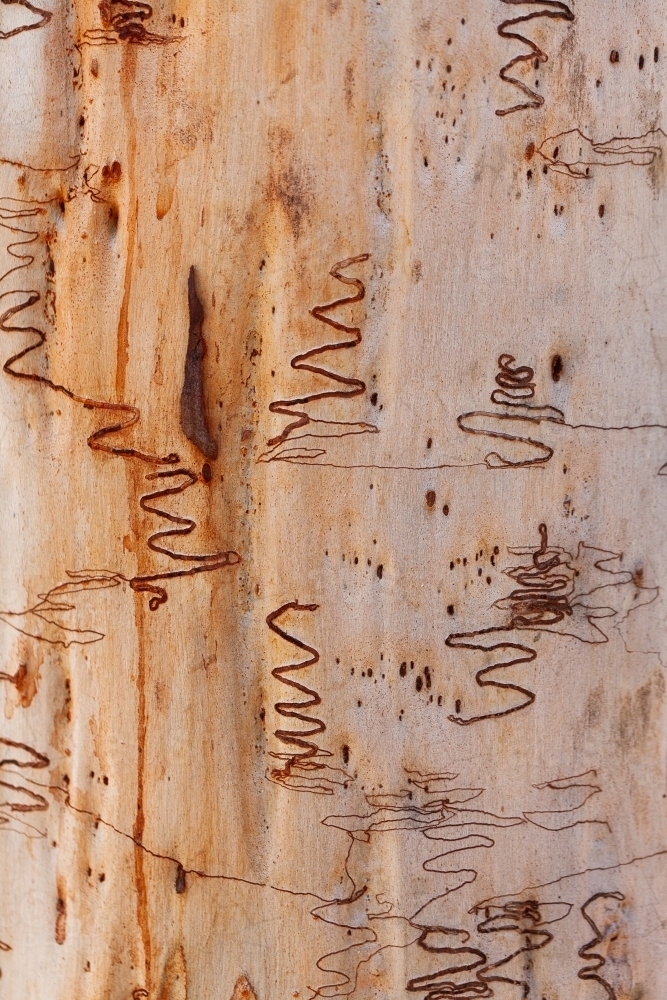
left=1, top=0, right=667, bottom=998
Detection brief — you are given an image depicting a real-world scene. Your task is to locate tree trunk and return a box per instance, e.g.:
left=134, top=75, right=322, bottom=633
left=1, top=1, right=666, bottom=998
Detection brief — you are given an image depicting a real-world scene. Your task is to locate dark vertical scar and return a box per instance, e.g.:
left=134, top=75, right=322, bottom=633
left=180, top=266, right=218, bottom=460
left=55, top=883, right=66, bottom=944
left=175, top=863, right=186, bottom=894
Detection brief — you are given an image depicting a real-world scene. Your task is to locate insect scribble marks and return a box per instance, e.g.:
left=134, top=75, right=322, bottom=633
left=457, top=354, right=564, bottom=469
left=82, top=0, right=178, bottom=45
left=266, top=603, right=351, bottom=795
left=0, top=737, right=49, bottom=838
left=578, top=892, right=628, bottom=1000
left=260, top=254, right=378, bottom=464
left=538, top=128, right=666, bottom=178
left=0, top=0, right=51, bottom=39
left=0, top=571, right=123, bottom=647
left=314, top=765, right=615, bottom=998
left=447, top=524, right=659, bottom=724
left=496, top=0, right=574, bottom=116
left=180, top=266, right=218, bottom=460
left=99, top=0, right=151, bottom=40
left=0, top=196, right=239, bottom=610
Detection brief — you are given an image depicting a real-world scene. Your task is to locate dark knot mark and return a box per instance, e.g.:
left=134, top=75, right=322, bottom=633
left=180, top=266, right=218, bottom=460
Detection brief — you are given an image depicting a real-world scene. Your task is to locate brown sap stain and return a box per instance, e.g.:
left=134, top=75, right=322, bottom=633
left=230, top=975, right=258, bottom=1000
left=158, top=945, right=187, bottom=1000
left=132, top=588, right=151, bottom=990
left=156, top=163, right=178, bottom=220
left=3, top=640, right=44, bottom=708
left=55, top=877, right=66, bottom=944
left=618, top=671, right=665, bottom=751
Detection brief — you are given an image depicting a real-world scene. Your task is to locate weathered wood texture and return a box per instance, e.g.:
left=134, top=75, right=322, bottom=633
left=1, top=1, right=666, bottom=998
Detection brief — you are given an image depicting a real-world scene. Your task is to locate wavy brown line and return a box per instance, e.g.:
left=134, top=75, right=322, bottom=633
left=266, top=602, right=336, bottom=795
left=0, top=197, right=239, bottom=611
left=446, top=524, right=569, bottom=725
left=264, top=254, right=377, bottom=456
left=496, top=0, right=574, bottom=117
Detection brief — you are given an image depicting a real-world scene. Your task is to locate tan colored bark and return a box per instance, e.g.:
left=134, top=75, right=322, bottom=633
left=1, top=1, right=666, bottom=998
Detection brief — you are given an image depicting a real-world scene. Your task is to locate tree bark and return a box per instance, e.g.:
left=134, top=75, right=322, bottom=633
left=1, top=1, right=666, bottom=998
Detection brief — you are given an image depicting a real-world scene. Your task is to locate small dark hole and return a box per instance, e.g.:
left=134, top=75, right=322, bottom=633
left=551, top=354, right=563, bottom=382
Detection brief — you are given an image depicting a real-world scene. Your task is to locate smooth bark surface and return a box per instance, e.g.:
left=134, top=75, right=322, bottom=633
left=1, top=1, right=666, bottom=998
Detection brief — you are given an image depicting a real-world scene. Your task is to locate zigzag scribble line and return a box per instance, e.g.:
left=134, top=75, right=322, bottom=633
left=447, top=523, right=659, bottom=725
left=496, top=0, right=574, bottom=117
left=0, top=192, right=239, bottom=612
left=266, top=603, right=352, bottom=796
left=311, top=767, right=608, bottom=999
left=578, top=892, right=625, bottom=1000
left=0, top=736, right=50, bottom=838
left=260, top=254, right=378, bottom=464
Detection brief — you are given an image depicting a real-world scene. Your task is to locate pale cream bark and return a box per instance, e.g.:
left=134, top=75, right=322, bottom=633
left=1, top=1, right=666, bottom=998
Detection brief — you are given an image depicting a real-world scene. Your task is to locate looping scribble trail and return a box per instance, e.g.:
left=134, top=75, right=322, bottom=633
left=578, top=892, right=625, bottom=1000
left=132, top=470, right=239, bottom=608
left=457, top=354, right=564, bottom=469
left=0, top=197, right=239, bottom=610
left=447, top=522, right=659, bottom=724
left=446, top=633, right=537, bottom=726
left=459, top=352, right=667, bottom=473
left=0, top=198, right=179, bottom=466
left=313, top=770, right=615, bottom=999
left=261, top=254, right=378, bottom=463
left=447, top=523, right=560, bottom=723
left=80, top=0, right=182, bottom=46
left=475, top=901, right=554, bottom=995
left=267, top=603, right=351, bottom=795
left=496, top=1, right=574, bottom=117
left=0, top=0, right=51, bottom=39
left=538, top=128, right=667, bottom=179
